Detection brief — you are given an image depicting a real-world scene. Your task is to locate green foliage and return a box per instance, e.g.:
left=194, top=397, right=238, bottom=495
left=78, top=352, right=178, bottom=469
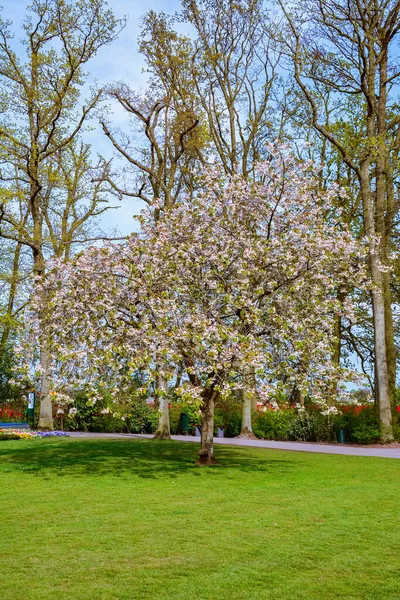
left=90, top=414, right=127, bottom=434
left=61, top=391, right=158, bottom=435
left=287, top=410, right=333, bottom=442
left=169, top=401, right=201, bottom=434
left=0, top=343, right=24, bottom=410
left=223, top=412, right=242, bottom=438
left=125, top=401, right=159, bottom=434
left=61, top=391, right=100, bottom=431
left=335, top=406, right=380, bottom=444
left=168, top=403, right=182, bottom=435
left=252, top=409, right=296, bottom=441
left=350, top=424, right=381, bottom=445
left=394, top=389, right=400, bottom=441
left=215, top=395, right=242, bottom=437
left=393, top=424, right=400, bottom=442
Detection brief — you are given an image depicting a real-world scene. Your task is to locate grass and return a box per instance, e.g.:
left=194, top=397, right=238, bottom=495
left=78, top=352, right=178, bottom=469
left=0, top=438, right=399, bottom=600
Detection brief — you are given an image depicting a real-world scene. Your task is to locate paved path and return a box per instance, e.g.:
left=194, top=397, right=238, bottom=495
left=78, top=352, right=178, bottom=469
left=68, top=431, right=400, bottom=459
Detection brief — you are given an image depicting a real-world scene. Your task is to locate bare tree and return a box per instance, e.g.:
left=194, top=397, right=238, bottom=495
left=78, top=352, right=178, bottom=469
left=181, top=0, right=281, bottom=178
left=101, top=85, right=203, bottom=212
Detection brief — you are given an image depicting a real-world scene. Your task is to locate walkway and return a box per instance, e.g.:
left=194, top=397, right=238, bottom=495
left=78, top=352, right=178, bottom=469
left=68, top=431, right=400, bottom=459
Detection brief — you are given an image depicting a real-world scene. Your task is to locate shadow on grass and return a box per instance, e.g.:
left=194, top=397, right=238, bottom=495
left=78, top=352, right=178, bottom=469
left=0, top=438, right=298, bottom=479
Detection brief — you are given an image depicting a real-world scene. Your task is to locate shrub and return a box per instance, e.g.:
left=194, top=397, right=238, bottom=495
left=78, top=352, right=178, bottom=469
left=393, top=403, right=400, bottom=441
left=393, top=423, right=400, bottom=442
left=252, top=409, right=296, bottom=440
left=168, top=404, right=182, bottom=435
left=61, top=390, right=159, bottom=434
left=334, top=405, right=380, bottom=443
left=288, top=410, right=333, bottom=442
left=350, top=424, right=381, bottom=445
left=61, top=391, right=100, bottom=431
left=217, top=405, right=242, bottom=438
left=215, top=395, right=242, bottom=438
left=125, top=401, right=159, bottom=434
left=90, top=415, right=127, bottom=433
left=0, top=343, right=24, bottom=408
left=168, top=402, right=202, bottom=435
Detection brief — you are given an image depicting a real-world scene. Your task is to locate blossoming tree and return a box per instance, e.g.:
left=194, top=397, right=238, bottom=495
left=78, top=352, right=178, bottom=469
left=25, top=146, right=365, bottom=464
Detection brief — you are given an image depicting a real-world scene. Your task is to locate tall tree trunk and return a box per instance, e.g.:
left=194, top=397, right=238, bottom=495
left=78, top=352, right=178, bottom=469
left=360, top=166, right=393, bottom=441
left=238, top=374, right=257, bottom=439
left=0, top=240, right=23, bottom=361
left=33, top=247, right=55, bottom=430
left=37, top=346, right=53, bottom=430
left=371, top=285, right=393, bottom=440
left=197, top=388, right=217, bottom=466
left=250, top=369, right=258, bottom=411
left=329, top=309, right=342, bottom=404
left=239, top=388, right=255, bottom=437
left=382, top=271, right=396, bottom=413
left=31, top=155, right=55, bottom=431
left=374, top=52, right=395, bottom=436
left=153, top=374, right=171, bottom=439
left=383, top=162, right=397, bottom=415
left=37, top=282, right=53, bottom=431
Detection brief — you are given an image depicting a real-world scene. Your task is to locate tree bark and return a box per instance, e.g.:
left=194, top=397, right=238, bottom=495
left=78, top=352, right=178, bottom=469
left=197, top=388, right=218, bottom=466
left=33, top=239, right=55, bottom=430
left=360, top=166, right=393, bottom=441
left=37, top=346, right=53, bottom=430
left=382, top=267, right=397, bottom=414
left=329, top=308, right=342, bottom=404
left=153, top=374, right=171, bottom=439
left=292, top=385, right=304, bottom=406
left=371, top=286, right=393, bottom=440
left=0, top=240, right=23, bottom=361
left=375, top=50, right=397, bottom=417
left=238, top=386, right=257, bottom=439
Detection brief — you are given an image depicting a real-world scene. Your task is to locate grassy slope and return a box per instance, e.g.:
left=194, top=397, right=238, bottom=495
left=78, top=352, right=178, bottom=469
left=0, top=438, right=399, bottom=600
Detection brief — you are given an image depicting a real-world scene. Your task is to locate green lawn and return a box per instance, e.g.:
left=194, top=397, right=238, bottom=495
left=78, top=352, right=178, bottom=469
left=0, top=438, right=399, bottom=600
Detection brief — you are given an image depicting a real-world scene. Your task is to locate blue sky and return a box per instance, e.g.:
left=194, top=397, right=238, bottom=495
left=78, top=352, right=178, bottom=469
left=0, top=0, right=181, bottom=236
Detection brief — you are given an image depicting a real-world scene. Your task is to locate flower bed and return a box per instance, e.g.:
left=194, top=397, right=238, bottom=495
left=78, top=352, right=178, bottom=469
left=36, top=431, right=70, bottom=438
left=0, top=429, right=69, bottom=440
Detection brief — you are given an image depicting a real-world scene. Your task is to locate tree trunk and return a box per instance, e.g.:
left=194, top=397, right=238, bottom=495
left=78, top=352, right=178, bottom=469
left=238, top=388, right=257, bottom=439
left=292, top=385, right=304, bottom=406
left=382, top=270, right=397, bottom=414
left=34, top=249, right=55, bottom=431
left=371, top=284, right=393, bottom=441
left=250, top=369, right=258, bottom=411
left=153, top=375, right=171, bottom=439
left=360, top=166, right=393, bottom=441
left=329, top=309, right=342, bottom=404
left=0, top=240, right=23, bottom=362
left=383, top=152, right=397, bottom=415
left=37, top=346, right=53, bottom=430
left=197, top=388, right=217, bottom=466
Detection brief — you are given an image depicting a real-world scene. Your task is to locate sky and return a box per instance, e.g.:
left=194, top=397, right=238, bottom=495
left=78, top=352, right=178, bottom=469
left=0, top=0, right=182, bottom=236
